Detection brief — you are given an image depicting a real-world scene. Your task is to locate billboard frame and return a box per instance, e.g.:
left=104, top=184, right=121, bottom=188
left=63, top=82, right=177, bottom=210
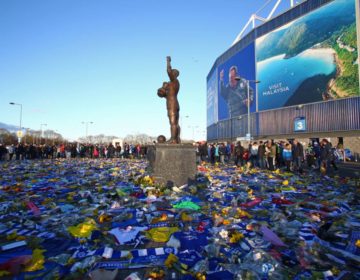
left=356, top=0, right=360, bottom=91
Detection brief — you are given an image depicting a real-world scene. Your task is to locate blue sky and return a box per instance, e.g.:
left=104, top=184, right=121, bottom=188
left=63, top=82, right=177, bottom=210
left=0, top=0, right=293, bottom=141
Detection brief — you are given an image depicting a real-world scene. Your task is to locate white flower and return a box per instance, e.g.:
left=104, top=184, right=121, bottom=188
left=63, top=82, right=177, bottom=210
left=219, top=229, right=228, bottom=239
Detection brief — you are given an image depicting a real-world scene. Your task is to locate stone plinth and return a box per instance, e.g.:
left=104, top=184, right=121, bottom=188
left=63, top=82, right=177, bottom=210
left=147, top=144, right=197, bottom=187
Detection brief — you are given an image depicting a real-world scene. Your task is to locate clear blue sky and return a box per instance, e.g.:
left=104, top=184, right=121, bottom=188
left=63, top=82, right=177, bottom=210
left=0, top=0, right=292, bottom=141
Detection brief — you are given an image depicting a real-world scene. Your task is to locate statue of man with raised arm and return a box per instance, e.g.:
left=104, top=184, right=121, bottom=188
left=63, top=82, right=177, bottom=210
left=157, top=56, right=181, bottom=143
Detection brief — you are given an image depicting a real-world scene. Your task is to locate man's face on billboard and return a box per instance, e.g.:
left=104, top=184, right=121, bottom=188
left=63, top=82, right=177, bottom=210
left=229, top=68, right=237, bottom=87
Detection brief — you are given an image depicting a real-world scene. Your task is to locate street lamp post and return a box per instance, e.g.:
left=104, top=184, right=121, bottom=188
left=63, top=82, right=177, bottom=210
left=9, top=102, right=23, bottom=143
left=180, top=115, right=189, bottom=139
left=23, top=128, right=30, bottom=144
left=188, top=125, right=199, bottom=141
left=82, top=121, right=94, bottom=143
left=234, top=77, right=260, bottom=140
left=40, top=124, right=47, bottom=145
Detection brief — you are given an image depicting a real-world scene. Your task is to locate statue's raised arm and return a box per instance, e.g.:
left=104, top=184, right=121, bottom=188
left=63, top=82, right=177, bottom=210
left=167, top=56, right=178, bottom=81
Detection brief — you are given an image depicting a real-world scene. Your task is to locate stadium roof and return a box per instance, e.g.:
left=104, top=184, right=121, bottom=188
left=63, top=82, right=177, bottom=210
left=232, top=0, right=306, bottom=45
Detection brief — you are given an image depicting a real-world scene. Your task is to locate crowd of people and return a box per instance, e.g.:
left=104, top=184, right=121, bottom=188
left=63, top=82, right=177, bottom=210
left=0, top=142, right=149, bottom=161
left=0, top=138, right=343, bottom=175
left=196, top=138, right=340, bottom=174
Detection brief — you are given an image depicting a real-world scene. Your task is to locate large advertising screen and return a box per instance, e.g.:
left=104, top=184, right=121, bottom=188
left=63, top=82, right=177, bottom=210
left=217, top=43, right=256, bottom=120
left=207, top=69, right=218, bottom=126
left=256, top=0, right=359, bottom=111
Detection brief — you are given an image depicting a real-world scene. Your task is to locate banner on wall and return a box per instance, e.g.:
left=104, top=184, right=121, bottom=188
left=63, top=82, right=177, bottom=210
left=256, top=0, right=359, bottom=111
left=217, top=43, right=256, bottom=121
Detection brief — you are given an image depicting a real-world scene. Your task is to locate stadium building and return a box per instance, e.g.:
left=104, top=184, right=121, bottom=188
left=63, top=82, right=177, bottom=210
left=207, top=0, right=360, bottom=157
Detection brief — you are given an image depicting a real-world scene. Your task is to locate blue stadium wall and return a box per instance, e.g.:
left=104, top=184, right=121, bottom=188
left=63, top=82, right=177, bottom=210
left=207, top=0, right=360, bottom=141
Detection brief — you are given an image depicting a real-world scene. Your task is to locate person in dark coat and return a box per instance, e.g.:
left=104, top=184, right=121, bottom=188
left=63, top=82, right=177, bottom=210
left=292, top=139, right=304, bottom=173
left=234, top=141, right=244, bottom=167
left=257, top=141, right=266, bottom=169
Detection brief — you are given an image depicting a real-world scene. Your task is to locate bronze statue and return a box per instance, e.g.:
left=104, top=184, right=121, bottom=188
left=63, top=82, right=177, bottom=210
left=157, top=56, right=180, bottom=144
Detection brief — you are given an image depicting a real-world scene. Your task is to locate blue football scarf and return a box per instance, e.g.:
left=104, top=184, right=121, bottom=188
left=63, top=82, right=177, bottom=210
left=130, top=247, right=177, bottom=265
left=0, top=223, right=55, bottom=241
left=220, top=245, right=248, bottom=261
left=0, top=248, right=33, bottom=265
left=299, top=222, right=317, bottom=243
left=346, top=231, right=360, bottom=255
left=41, top=238, right=75, bottom=258
left=89, top=247, right=178, bottom=271
left=208, top=257, right=226, bottom=272
left=177, top=250, right=202, bottom=268
left=314, top=236, right=360, bottom=263
left=92, top=260, right=133, bottom=270
left=206, top=270, right=234, bottom=280
left=173, top=231, right=209, bottom=251
left=111, top=215, right=139, bottom=228
left=71, top=246, right=98, bottom=259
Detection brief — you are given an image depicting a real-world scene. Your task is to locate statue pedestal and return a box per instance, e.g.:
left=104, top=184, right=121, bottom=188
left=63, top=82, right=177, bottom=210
left=147, top=144, right=197, bottom=187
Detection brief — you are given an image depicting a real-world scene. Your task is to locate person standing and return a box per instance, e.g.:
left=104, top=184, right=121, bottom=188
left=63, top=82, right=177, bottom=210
left=107, top=143, right=115, bottom=158
left=292, top=139, right=304, bottom=173
left=250, top=142, right=259, bottom=168
left=282, top=143, right=293, bottom=171
left=0, top=144, right=7, bottom=161
left=234, top=141, right=244, bottom=167
left=200, top=142, right=208, bottom=162
left=15, top=143, right=24, bottom=160
left=321, top=139, right=338, bottom=172
left=313, top=142, right=321, bottom=169
left=8, top=144, right=15, bottom=160
left=225, top=142, right=231, bottom=162
left=266, top=140, right=276, bottom=171
left=115, top=144, right=121, bottom=158
left=214, top=143, right=220, bottom=163
left=210, top=144, right=216, bottom=164
left=257, top=141, right=266, bottom=169
left=219, top=143, right=226, bottom=164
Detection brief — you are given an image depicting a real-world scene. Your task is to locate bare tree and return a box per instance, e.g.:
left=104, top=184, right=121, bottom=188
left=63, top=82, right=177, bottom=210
left=123, top=133, right=156, bottom=145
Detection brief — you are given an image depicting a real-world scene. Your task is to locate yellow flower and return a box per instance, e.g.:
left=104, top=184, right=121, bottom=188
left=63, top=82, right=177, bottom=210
left=148, top=270, right=165, bottom=279
left=68, top=219, right=98, bottom=238
left=25, top=249, right=45, bottom=272
left=181, top=212, right=193, bottom=222
left=196, top=272, right=206, bottom=280
left=237, top=209, right=252, bottom=218
left=229, top=232, right=244, bottom=243
left=145, top=227, right=179, bottom=242
left=223, top=219, right=231, bottom=225
left=6, top=231, right=18, bottom=240
left=356, top=240, right=360, bottom=247
left=165, top=253, right=178, bottom=268
left=98, top=214, right=112, bottom=223
left=0, top=271, right=10, bottom=277
left=221, top=207, right=230, bottom=215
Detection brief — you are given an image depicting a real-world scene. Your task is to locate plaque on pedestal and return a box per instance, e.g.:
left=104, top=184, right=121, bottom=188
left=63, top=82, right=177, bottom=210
left=147, top=144, right=196, bottom=187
